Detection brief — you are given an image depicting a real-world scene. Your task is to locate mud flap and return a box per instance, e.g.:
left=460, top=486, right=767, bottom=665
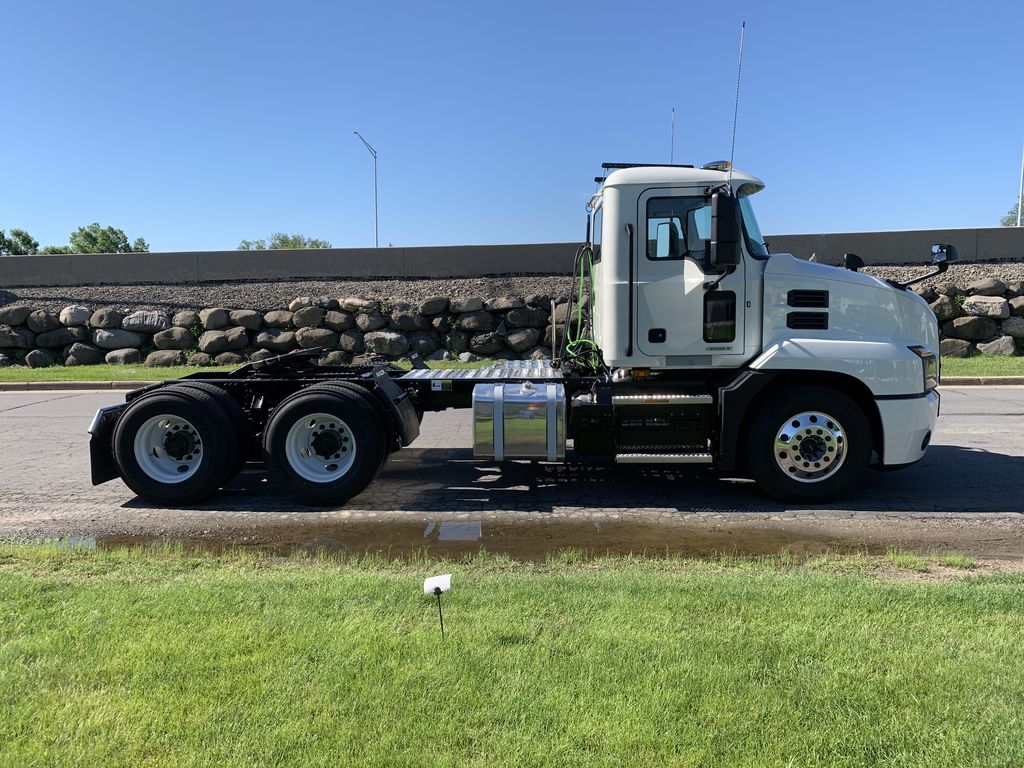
left=372, top=368, right=421, bottom=447
left=88, top=404, right=127, bottom=485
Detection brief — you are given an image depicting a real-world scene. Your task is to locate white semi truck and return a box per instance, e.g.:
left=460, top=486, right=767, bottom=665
left=89, top=162, right=948, bottom=506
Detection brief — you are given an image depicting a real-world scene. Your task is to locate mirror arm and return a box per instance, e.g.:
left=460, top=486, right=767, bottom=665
left=897, top=261, right=948, bottom=289
left=704, top=266, right=735, bottom=292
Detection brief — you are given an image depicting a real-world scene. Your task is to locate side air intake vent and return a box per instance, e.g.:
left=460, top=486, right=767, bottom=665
left=786, top=312, right=829, bottom=330
left=787, top=289, right=829, bottom=308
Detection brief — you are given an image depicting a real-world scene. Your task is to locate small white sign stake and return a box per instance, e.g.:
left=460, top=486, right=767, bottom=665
left=423, top=574, right=452, bottom=639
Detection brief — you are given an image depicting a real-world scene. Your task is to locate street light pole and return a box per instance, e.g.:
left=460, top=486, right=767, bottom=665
left=353, top=131, right=379, bottom=247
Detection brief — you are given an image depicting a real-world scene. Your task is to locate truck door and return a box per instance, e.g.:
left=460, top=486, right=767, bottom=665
left=635, top=189, right=745, bottom=360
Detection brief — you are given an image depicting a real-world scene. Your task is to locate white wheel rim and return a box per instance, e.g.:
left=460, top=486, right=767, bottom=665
left=773, top=410, right=847, bottom=483
left=133, top=414, right=204, bottom=484
left=284, top=412, right=356, bottom=483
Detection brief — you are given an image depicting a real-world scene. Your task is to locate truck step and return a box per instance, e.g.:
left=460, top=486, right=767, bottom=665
left=615, top=451, right=713, bottom=465
left=611, top=394, right=712, bottom=405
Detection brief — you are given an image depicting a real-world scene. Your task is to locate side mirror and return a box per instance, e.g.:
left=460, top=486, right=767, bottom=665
left=931, top=243, right=959, bottom=273
left=709, top=190, right=741, bottom=268
left=843, top=252, right=864, bottom=272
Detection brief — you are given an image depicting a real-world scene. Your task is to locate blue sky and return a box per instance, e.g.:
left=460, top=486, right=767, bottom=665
left=2, top=0, right=1023, bottom=253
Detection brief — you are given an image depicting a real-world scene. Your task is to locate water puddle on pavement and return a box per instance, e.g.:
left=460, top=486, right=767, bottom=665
left=93, top=518, right=878, bottom=562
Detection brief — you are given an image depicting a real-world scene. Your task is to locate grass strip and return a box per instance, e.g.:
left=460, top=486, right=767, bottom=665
left=0, top=544, right=1021, bottom=767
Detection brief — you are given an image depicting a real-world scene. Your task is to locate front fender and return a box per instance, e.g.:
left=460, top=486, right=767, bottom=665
left=749, top=339, right=926, bottom=397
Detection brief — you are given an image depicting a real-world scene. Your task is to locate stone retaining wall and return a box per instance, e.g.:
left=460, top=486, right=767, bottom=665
left=0, top=279, right=1021, bottom=370
left=0, top=294, right=566, bottom=369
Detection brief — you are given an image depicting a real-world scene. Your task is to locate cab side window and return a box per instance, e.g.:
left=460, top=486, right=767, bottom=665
left=646, top=197, right=711, bottom=261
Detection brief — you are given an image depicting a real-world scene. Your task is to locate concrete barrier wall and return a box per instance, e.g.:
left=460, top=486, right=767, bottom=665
left=2, top=228, right=1023, bottom=288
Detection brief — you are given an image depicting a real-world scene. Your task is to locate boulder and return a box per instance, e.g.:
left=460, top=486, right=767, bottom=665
left=1000, top=316, right=1024, bottom=339
left=408, top=331, right=440, bottom=355
left=389, top=307, right=431, bottom=332
left=230, top=309, right=263, bottom=330
left=505, top=327, right=541, bottom=352
left=485, top=296, right=523, bottom=312
left=418, top=296, right=449, bottom=315
left=153, top=327, right=193, bottom=350
left=455, top=310, right=494, bottom=332
left=59, top=305, right=91, bottom=326
left=942, top=316, right=998, bottom=342
left=364, top=331, right=409, bottom=356
left=249, top=349, right=276, bottom=362
left=431, top=313, right=454, bottom=334
left=26, top=310, right=61, bottom=334
left=355, top=311, right=387, bottom=332
left=64, top=342, right=105, bottom=366
left=0, top=305, right=32, bottom=326
left=295, top=327, right=339, bottom=349
left=968, top=278, right=1007, bottom=296
left=912, top=286, right=938, bottom=303
left=288, top=296, right=314, bottom=312
left=145, top=350, right=185, bottom=367
left=962, top=295, right=1010, bottom=319
left=35, top=328, right=79, bottom=348
left=122, top=310, right=170, bottom=333
left=172, top=310, right=200, bottom=328
left=263, top=310, right=294, bottom=328
left=198, top=307, right=231, bottom=330
left=446, top=330, right=469, bottom=354
left=340, top=297, right=379, bottom=313
left=89, top=308, right=123, bottom=329
left=317, top=297, right=341, bottom=311
left=0, top=326, right=35, bottom=349
left=187, top=352, right=214, bottom=367
left=977, top=335, right=1017, bottom=356
left=198, top=330, right=229, bottom=354
left=1005, top=280, right=1024, bottom=298
left=449, top=297, right=484, bottom=313
left=255, top=329, right=297, bottom=353
left=292, top=306, right=325, bottom=329
left=25, top=349, right=56, bottom=368
left=93, top=328, right=145, bottom=350
left=544, top=325, right=566, bottom=350
left=525, top=293, right=553, bottom=309
left=213, top=352, right=244, bottom=366
left=323, top=310, right=354, bottom=332
left=318, top=350, right=352, bottom=366
left=223, top=326, right=248, bottom=350
left=426, top=348, right=453, bottom=362
left=0, top=352, right=11, bottom=367
left=1009, top=297, right=1024, bottom=317
left=928, top=295, right=960, bottom=323
left=525, top=346, right=552, bottom=360
left=105, top=348, right=142, bottom=365
left=469, top=332, right=505, bottom=355
left=337, top=329, right=365, bottom=353
left=506, top=307, right=550, bottom=328
left=457, top=352, right=484, bottom=363
left=934, top=283, right=965, bottom=298
left=938, top=338, right=973, bottom=358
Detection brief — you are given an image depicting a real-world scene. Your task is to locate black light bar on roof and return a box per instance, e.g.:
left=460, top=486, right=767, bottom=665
left=601, top=162, right=696, bottom=170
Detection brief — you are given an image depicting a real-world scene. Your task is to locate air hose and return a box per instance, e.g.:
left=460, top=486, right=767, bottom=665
left=558, top=244, right=602, bottom=373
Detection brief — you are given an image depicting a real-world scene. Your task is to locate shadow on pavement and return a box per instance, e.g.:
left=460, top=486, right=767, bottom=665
left=120, top=444, right=1024, bottom=516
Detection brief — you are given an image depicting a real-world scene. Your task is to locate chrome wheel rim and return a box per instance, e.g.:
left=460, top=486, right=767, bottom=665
left=773, top=410, right=847, bottom=483
left=284, top=412, right=356, bottom=482
left=133, top=414, right=203, bottom=483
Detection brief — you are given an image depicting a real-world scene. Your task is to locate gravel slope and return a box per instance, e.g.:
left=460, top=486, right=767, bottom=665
left=2, top=261, right=1021, bottom=314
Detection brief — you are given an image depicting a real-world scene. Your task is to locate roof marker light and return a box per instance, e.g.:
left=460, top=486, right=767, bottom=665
left=702, top=161, right=731, bottom=171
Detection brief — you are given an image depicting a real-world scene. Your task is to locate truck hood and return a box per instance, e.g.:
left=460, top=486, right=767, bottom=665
left=762, top=253, right=939, bottom=352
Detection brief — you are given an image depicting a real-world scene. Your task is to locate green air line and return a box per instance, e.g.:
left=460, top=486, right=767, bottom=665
left=565, top=245, right=599, bottom=367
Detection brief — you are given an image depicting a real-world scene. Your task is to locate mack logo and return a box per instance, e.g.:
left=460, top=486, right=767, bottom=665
left=706, top=346, right=731, bottom=351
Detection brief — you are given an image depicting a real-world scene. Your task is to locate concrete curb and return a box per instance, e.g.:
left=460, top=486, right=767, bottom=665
left=2, top=377, right=1023, bottom=392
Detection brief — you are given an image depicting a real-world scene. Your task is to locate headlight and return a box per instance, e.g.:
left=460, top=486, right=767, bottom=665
left=908, top=346, right=938, bottom=391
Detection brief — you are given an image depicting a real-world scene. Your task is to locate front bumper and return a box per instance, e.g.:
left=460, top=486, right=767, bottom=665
left=875, top=390, right=940, bottom=466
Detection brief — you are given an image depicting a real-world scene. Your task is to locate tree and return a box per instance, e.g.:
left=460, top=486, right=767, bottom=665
left=237, top=232, right=332, bottom=250
left=40, top=245, right=73, bottom=254
left=68, top=223, right=150, bottom=253
left=1003, top=201, right=1023, bottom=227
left=0, top=228, right=40, bottom=255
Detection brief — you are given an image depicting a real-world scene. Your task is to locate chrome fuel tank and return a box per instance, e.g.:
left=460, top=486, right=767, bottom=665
left=472, top=382, right=566, bottom=461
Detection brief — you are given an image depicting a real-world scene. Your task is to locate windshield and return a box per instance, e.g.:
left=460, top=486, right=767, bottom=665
left=737, top=183, right=769, bottom=259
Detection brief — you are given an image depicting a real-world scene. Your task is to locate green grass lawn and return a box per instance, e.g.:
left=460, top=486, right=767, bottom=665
left=941, top=355, right=1024, bottom=377
left=1, top=545, right=1022, bottom=767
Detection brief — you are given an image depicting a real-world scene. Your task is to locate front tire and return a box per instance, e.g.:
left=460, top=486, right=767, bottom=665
left=746, top=386, right=871, bottom=502
left=262, top=387, right=386, bottom=505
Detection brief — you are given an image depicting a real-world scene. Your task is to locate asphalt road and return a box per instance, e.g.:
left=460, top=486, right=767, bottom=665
left=1, top=386, right=1022, bottom=558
